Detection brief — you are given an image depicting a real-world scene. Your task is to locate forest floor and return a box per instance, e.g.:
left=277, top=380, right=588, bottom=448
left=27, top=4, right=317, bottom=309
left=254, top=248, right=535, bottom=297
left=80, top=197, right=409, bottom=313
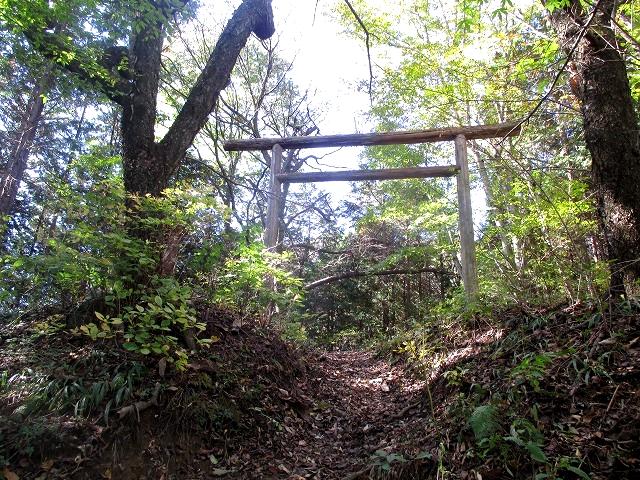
left=1, top=302, right=640, bottom=479
left=229, top=349, right=433, bottom=479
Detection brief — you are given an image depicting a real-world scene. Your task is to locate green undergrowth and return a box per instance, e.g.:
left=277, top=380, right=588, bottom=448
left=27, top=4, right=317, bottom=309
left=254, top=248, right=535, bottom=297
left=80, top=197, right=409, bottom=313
left=0, top=308, right=308, bottom=479
left=377, top=298, right=640, bottom=479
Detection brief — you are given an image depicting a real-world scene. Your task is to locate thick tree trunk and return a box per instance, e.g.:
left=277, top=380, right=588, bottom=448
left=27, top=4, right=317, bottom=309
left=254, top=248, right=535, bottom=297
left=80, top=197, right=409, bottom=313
left=0, top=68, right=52, bottom=221
left=547, top=0, right=640, bottom=296
left=115, top=0, right=274, bottom=273
left=120, top=16, right=166, bottom=197
left=19, top=0, right=274, bottom=199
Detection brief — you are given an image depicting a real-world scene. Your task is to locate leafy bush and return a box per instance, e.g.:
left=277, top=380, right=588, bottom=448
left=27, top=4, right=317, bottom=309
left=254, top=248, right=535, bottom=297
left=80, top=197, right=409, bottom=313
left=78, top=276, right=209, bottom=370
left=1, top=151, right=306, bottom=370
left=212, top=238, right=304, bottom=321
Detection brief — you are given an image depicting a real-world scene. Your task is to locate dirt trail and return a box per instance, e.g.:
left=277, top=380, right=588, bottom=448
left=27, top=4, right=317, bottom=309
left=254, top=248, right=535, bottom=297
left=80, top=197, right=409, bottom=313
left=234, top=350, right=430, bottom=479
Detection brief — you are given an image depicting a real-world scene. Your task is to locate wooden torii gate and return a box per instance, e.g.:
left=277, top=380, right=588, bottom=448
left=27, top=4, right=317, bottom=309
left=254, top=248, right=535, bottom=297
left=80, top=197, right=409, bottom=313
left=224, top=122, right=520, bottom=299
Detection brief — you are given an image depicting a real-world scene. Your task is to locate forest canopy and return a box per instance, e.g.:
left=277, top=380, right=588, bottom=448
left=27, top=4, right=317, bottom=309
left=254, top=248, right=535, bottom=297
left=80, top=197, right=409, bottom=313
left=0, top=0, right=638, bottom=343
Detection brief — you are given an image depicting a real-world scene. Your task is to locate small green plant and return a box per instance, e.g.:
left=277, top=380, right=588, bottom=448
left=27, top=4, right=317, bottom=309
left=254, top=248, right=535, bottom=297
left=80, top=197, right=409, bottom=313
left=617, top=297, right=640, bottom=314
left=78, top=276, right=208, bottom=370
left=371, top=449, right=407, bottom=473
left=0, top=370, right=8, bottom=393
left=533, top=457, right=591, bottom=479
left=510, top=352, right=555, bottom=392
left=213, top=239, right=303, bottom=319
left=468, top=403, right=503, bottom=458
left=504, top=418, right=547, bottom=464
left=281, top=320, right=309, bottom=343
left=12, top=363, right=144, bottom=421
left=469, top=404, right=500, bottom=441
left=552, top=456, right=591, bottom=479
left=443, top=366, right=469, bottom=387
left=31, top=315, right=66, bottom=337
left=569, top=351, right=612, bottom=386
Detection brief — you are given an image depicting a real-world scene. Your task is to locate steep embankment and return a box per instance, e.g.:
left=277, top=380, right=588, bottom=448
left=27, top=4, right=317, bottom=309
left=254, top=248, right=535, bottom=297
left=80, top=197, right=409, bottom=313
left=1, top=302, right=639, bottom=479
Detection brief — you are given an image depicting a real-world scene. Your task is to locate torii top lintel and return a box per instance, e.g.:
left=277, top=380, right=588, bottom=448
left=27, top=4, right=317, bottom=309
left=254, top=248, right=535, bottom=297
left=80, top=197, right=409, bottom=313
left=223, top=121, right=521, bottom=152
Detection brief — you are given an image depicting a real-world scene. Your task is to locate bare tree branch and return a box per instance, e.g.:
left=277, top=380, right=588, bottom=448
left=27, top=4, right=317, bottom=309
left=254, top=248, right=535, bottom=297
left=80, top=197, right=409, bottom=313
left=343, top=0, right=375, bottom=100
left=306, top=267, right=453, bottom=290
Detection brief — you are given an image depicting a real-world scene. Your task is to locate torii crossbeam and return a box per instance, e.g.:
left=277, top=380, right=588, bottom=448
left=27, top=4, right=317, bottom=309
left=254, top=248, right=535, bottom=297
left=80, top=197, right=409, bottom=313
left=223, top=121, right=521, bottom=299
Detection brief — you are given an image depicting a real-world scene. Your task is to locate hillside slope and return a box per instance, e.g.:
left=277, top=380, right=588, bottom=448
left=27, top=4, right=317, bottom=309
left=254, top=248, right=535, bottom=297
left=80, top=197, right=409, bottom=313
left=1, top=301, right=638, bottom=479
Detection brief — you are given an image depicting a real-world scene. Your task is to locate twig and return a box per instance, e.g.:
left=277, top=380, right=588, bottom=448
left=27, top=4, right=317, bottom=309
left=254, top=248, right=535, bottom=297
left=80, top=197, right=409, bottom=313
left=390, top=400, right=422, bottom=420
left=305, top=266, right=453, bottom=290
left=313, top=0, right=320, bottom=25
left=343, top=0, right=375, bottom=101
left=606, top=384, right=621, bottom=412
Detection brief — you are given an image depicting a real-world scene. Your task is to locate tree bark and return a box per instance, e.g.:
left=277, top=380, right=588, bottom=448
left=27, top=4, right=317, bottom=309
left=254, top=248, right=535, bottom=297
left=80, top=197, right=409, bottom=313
left=546, top=0, right=640, bottom=296
left=15, top=0, right=275, bottom=274
left=123, top=0, right=275, bottom=197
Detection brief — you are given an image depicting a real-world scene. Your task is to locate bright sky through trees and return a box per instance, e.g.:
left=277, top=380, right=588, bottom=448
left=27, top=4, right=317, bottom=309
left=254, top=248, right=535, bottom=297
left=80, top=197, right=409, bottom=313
left=192, top=1, right=374, bottom=208
left=198, top=0, right=538, bottom=227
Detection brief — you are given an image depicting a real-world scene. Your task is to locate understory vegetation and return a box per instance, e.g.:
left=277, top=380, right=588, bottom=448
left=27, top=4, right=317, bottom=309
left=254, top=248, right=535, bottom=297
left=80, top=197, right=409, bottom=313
left=1, top=0, right=640, bottom=478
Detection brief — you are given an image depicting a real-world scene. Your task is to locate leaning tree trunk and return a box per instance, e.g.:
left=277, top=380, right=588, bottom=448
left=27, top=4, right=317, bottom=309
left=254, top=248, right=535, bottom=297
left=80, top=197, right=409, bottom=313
left=121, top=0, right=275, bottom=201
left=546, top=0, right=640, bottom=296
left=14, top=0, right=274, bottom=277
left=0, top=67, right=53, bottom=226
left=115, top=0, right=275, bottom=274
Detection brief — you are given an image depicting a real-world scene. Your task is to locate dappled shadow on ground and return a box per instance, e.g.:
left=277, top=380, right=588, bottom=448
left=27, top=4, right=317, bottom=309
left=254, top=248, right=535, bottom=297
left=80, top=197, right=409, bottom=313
left=243, top=350, right=431, bottom=478
left=1, top=303, right=639, bottom=479
left=229, top=304, right=640, bottom=479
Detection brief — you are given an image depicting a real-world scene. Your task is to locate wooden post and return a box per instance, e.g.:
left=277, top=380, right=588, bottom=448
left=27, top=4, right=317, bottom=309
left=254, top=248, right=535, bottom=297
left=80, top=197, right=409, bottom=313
left=263, top=144, right=283, bottom=325
left=455, top=134, right=479, bottom=300
left=264, top=144, right=283, bottom=249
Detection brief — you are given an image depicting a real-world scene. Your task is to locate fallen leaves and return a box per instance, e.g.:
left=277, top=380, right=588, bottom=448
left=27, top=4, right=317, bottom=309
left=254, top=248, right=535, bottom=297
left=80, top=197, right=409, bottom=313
left=2, top=468, right=19, bottom=480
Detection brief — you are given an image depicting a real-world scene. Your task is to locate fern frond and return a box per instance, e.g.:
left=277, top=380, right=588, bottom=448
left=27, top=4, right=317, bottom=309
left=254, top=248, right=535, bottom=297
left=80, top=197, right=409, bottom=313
left=468, top=404, right=500, bottom=440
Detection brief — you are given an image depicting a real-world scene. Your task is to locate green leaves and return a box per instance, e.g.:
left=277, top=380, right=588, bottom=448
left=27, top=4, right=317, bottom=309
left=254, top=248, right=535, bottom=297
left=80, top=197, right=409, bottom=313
left=524, top=441, right=548, bottom=463
left=504, top=418, right=548, bottom=464
left=510, top=352, right=555, bottom=392
left=564, top=465, right=591, bottom=479
left=543, top=0, right=571, bottom=13
left=468, top=404, right=500, bottom=441
left=213, top=239, right=303, bottom=318
left=371, top=449, right=407, bottom=472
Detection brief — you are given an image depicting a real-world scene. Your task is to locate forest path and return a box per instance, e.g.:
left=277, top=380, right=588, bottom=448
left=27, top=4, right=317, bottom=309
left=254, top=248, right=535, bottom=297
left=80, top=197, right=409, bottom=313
left=239, top=350, right=430, bottom=479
